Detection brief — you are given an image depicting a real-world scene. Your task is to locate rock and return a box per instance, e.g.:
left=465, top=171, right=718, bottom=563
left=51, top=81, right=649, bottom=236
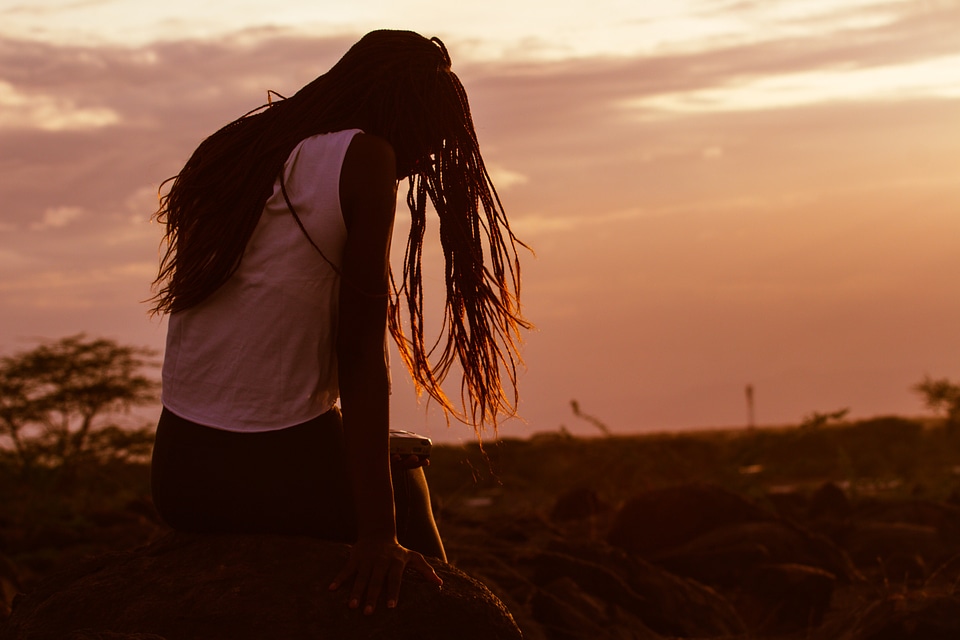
left=607, top=483, right=772, bottom=556
left=533, top=544, right=745, bottom=638
left=741, top=563, right=835, bottom=634
left=549, top=487, right=609, bottom=523
left=531, top=576, right=662, bottom=640
left=463, top=570, right=549, bottom=640
left=0, top=552, right=24, bottom=620
left=840, top=499, right=960, bottom=579
left=651, top=520, right=860, bottom=586
left=856, top=498, right=960, bottom=536
left=946, top=488, right=960, bottom=507
left=1, top=531, right=522, bottom=640
left=842, top=590, right=960, bottom=639
left=765, top=489, right=809, bottom=522
left=809, top=481, right=853, bottom=521
left=66, top=633, right=167, bottom=640
left=838, top=521, right=948, bottom=578
left=484, top=512, right=558, bottom=544
left=655, top=539, right=769, bottom=587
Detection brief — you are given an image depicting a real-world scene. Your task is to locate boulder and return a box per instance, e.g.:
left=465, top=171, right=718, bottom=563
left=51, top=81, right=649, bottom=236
left=549, top=487, right=610, bottom=523
left=741, top=563, right=836, bottom=634
left=837, top=521, right=947, bottom=579
left=764, top=489, right=809, bottom=522
left=1, top=531, right=522, bottom=640
left=531, top=576, right=661, bottom=640
left=651, top=520, right=860, bottom=586
left=808, top=481, right=853, bottom=521
left=842, top=590, right=960, bottom=640
left=0, top=552, right=23, bottom=620
left=607, top=483, right=772, bottom=556
left=855, top=498, right=960, bottom=536
left=534, top=544, right=745, bottom=638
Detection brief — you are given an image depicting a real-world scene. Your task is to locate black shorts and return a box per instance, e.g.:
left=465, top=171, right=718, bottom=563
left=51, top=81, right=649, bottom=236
left=151, top=407, right=357, bottom=541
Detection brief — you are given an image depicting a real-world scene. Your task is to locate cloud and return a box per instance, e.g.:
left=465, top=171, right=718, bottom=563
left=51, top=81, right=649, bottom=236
left=461, top=0, right=960, bottom=125
left=0, top=261, right=157, bottom=311
left=0, top=0, right=934, bottom=66
left=624, top=54, right=960, bottom=116
left=30, top=205, right=83, bottom=230
left=486, top=164, right=529, bottom=189
left=0, top=25, right=954, bottom=281
left=0, top=80, right=119, bottom=130
left=1, top=0, right=112, bottom=17
left=0, top=16, right=952, bottom=235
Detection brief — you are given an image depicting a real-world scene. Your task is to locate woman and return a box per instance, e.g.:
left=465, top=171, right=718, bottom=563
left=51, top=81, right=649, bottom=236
left=149, top=30, right=528, bottom=615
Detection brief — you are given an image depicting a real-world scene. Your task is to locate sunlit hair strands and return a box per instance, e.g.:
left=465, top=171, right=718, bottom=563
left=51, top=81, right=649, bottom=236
left=150, top=30, right=530, bottom=435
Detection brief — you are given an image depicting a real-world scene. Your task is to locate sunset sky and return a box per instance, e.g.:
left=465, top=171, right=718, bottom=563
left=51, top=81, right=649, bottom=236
left=1, top=0, right=958, bottom=442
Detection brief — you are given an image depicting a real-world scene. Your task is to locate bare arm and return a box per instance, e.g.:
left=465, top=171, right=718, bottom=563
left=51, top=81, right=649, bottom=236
left=328, top=133, right=441, bottom=614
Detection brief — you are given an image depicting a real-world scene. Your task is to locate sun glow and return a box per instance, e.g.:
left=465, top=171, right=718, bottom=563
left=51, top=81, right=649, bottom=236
left=0, top=0, right=921, bottom=60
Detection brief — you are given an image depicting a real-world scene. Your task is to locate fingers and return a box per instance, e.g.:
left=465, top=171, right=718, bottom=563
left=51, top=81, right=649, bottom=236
left=390, top=453, right=429, bottom=468
left=348, top=560, right=373, bottom=612
left=330, top=545, right=442, bottom=614
left=330, top=555, right=373, bottom=613
left=384, top=558, right=404, bottom=609
left=390, top=453, right=414, bottom=466
left=328, top=557, right=357, bottom=592
left=361, top=558, right=393, bottom=615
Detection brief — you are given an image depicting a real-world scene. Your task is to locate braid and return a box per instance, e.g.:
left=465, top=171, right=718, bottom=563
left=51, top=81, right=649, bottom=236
left=151, top=30, right=530, bottom=434
left=390, top=73, right=530, bottom=434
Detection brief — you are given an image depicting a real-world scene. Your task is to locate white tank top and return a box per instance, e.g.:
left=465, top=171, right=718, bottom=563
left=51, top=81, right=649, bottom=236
left=161, top=129, right=362, bottom=432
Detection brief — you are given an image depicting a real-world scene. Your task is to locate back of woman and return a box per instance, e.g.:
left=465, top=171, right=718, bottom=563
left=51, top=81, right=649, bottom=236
left=149, top=29, right=529, bottom=616
left=161, top=130, right=358, bottom=431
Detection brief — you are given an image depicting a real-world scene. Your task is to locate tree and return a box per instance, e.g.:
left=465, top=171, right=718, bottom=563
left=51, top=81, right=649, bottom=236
left=800, top=408, right=850, bottom=430
left=913, top=376, right=960, bottom=431
left=0, top=335, right=160, bottom=472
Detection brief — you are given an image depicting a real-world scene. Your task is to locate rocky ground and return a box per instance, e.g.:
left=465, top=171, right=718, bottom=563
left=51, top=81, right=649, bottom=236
left=441, top=480, right=960, bottom=639
left=4, top=419, right=960, bottom=638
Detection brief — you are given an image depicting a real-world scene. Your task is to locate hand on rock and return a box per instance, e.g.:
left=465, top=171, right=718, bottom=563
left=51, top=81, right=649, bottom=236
left=329, top=536, right=442, bottom=614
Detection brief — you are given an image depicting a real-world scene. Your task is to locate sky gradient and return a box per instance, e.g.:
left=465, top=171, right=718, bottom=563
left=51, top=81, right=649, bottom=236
left=1, top=0, right=958, bottom=442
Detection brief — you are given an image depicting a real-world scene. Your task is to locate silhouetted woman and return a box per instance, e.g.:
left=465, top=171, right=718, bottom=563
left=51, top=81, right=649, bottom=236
left=148, top=30, right=527, bottom=614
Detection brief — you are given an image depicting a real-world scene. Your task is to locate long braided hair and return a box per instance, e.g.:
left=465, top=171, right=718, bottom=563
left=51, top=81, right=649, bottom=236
left=151, top=30, right=529, bottom=433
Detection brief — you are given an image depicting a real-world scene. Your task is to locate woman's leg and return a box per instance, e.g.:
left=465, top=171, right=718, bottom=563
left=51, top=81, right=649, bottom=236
left=392, top=465, right=446, bottom=561
left=152, top=407, right=445, bottom=558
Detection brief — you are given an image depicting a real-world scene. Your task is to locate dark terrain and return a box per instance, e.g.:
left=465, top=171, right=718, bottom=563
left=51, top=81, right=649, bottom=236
left=4, top=415, right=960, bottom=638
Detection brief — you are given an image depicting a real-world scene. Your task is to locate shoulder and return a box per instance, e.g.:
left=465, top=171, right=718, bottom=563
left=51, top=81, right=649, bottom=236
left=342, top=133, right=396, bottom=187
left=340, top=133, right=397, bottom=230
